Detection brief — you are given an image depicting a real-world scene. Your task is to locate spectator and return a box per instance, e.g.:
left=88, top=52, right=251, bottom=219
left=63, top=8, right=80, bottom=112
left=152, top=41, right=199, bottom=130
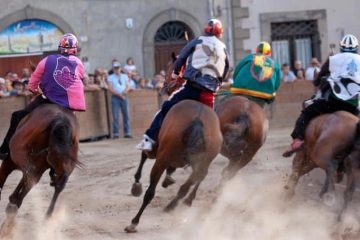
left=84, top=74, right=101, bottom=91
left=124, top=57, right=137, bottom=74
left=0, top=78, right=10, bottom=98
left=127, top=71, right=139, bottom=90
left=20, top=68, right=30, bottom=83
left=144, top=78, right=154, bottom=89
left=159, top=69, right=166, bottom=78
left=151, top=74, right=165, bottom=90
left=9, top=80, right=29, bottom=96
left=82, top=56, right=92, bottom=74
left=94, top=68, right=108, bottom=89
left=107, top=61, right=132, bottom=139
left=293, top=60, right=305, bottom=81
left=282, top=63, right=297, bottom=83
left=137, top=78, right=147, bottom=89
left=108, top=59, right=120, bottom=75
left=305, top=57, right=321, bottom=81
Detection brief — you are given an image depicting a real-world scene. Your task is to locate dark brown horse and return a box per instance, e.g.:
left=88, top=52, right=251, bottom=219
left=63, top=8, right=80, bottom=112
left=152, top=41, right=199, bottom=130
left=215, top=95, right=268, bottom=185
left=0, top=104, right=81, bottom=236
left=159, top=53, right=269, bottom=186
left=284, top=111, right=359, bottom=219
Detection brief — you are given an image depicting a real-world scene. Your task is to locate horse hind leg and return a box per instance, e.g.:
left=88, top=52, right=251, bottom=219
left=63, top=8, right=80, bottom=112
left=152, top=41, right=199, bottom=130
left=164, top=171, right=197, bottom=212
left=162, top=167, right=176, bottom=188
left=319, top=159, right=338, bottom=200
left=165, top=159, right=210, bottom=212
left=0, top=159, right=16, bottom=201
left=338, top=171, right=356, bottom=221
left=285, top=153, right=317, bottom=200
left=0, top=173, right=40, bottom=237
left=46, top=172, right=69, bottom=218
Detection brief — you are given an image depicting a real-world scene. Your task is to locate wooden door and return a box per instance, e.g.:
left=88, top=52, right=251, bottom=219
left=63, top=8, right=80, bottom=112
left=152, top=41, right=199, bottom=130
left=154, top=43, right=186, bottom=75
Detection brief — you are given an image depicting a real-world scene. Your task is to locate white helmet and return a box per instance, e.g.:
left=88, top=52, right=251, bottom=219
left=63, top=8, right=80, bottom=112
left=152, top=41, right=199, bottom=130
left=340, top=34, right=358, bottom=52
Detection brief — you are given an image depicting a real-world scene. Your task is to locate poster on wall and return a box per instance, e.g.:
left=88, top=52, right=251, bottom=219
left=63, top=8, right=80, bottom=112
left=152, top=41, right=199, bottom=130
left=0, top=19, right=64, bottom=55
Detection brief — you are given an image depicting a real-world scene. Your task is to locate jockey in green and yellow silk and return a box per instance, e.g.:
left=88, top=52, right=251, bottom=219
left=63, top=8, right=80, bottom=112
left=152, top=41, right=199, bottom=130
left=230, top=41, right=281, bottom=107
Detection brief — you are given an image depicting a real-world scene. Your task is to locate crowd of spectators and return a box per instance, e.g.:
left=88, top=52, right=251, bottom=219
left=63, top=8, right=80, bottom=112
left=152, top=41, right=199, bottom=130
left=1, top=56, right=324, bottom=99
left=82, top=57, right=166, bottom=93
left=0, top=68, right=32, bottom=98
left=281, top=57, right=321, bottom=83
left=0, top=57, right=167, bottom=99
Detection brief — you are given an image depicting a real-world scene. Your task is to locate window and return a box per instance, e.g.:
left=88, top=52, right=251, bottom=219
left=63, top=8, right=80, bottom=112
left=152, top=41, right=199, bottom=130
left=271, top=20, right=320, bottom=68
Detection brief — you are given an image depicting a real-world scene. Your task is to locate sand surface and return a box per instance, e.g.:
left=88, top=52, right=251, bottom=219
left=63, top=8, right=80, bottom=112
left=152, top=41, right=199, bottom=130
left=0, top=127, right=359, bottom=239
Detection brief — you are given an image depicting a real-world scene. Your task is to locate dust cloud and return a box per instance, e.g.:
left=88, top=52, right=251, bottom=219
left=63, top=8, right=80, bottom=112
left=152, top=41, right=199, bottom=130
left=167, top=175, right=360, bottom=240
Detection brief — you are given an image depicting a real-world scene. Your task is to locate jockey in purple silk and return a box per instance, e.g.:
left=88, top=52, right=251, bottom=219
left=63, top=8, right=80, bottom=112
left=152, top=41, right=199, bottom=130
left=0, top=33, right=86, bottom=160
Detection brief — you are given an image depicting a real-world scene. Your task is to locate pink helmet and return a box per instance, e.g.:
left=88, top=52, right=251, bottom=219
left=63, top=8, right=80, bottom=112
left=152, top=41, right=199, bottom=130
left=58, top=33, right=79, bottom=55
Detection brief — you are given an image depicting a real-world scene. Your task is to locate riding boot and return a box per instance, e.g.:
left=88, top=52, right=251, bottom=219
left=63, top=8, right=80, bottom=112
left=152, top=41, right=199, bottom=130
left=282, top=138, right=304, bottom=158
left=0, top=111, right=28, bottom=159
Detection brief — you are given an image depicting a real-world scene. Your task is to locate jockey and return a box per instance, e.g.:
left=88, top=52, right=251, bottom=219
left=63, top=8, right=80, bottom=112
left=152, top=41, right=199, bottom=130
left=283, top=34, right=360, bottom=157
left=229, top=41, right=281, bottom=107
left=0, top=33, right=86, bottom=160
left=136, top=19, right=230, bottom=151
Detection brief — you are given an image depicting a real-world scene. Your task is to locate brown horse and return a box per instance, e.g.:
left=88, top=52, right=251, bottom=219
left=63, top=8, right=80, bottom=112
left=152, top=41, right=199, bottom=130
left=215, top=95, right=268, bottom=184
left=159, top=53, right=269, bottom=186
left=0, top=104, right=81, bottom=236
left=125, top=99, right=222, bottom=233
left=284, top=111, right=359, bottom=219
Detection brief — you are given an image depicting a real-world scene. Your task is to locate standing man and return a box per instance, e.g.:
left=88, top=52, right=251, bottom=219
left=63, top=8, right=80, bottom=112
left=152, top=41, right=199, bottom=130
left=107, top=61, right=132, bottom=139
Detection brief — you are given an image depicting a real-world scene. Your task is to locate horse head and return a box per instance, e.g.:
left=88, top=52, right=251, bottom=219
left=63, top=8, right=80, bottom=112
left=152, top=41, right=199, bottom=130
left=160, top=52, right=186, bottom=96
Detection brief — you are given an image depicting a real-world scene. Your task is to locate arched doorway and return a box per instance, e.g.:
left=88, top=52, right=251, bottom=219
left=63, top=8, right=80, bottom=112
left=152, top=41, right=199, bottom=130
left=154, top=21, right=194, bottom=74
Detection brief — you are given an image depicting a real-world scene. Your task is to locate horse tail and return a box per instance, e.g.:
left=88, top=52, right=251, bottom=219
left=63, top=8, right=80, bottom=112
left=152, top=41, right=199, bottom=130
left=182, top=118, right=205, bottom=154
left=354, top=121, right=360, bottom=142
left=224, top=112, right=250, bottom=138
left=48, top=113, right=81, bottom=167
left=222, top=112, right=250, bottom=153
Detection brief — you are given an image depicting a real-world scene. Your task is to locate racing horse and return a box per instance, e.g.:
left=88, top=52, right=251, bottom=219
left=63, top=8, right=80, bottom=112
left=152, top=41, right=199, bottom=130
left=0, top=104, right=81, bottom=236
left=156, top=53, right=269, bottom=187
left=125, top=54, right=222, bottom=232
left=284, top=111, right=359, bottom=220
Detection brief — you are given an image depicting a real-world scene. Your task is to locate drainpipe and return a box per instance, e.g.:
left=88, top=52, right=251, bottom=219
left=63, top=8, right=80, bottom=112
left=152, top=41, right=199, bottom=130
left=226, top=0, right=235, bottom=65
left=208, top=0, right=214, bottom=18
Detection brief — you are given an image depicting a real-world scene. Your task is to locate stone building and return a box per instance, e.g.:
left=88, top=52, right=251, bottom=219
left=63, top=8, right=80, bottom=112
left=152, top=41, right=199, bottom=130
left=0, top=0, right=359, bottom=78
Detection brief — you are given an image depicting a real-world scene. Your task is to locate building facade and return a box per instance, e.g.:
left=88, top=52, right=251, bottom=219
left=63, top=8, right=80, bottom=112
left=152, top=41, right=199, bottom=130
left=0, top=0, right=236, bottom=78
left=232, top=0, right=360, bottom=68
left=0, top=0, right=358, bottom=78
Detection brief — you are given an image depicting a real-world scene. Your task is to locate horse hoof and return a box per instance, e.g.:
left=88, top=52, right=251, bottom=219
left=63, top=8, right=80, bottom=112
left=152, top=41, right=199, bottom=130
left=131, top=182, right=142, bottom=197
left=162, top=176, right=176, bottom=188
left=283, top=187, right=295, bottom=200
left=164, top=200, right=177, bottom=212
left=5, top=204, right=18, bottom=217
left=124, top=224, right=137, bottom=233
left=183, top=199, right=192, bottom=207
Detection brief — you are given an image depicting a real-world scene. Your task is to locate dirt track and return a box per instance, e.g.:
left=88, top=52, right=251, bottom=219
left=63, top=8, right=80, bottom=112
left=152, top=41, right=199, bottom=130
left=0, top=127, right=360, bottom=239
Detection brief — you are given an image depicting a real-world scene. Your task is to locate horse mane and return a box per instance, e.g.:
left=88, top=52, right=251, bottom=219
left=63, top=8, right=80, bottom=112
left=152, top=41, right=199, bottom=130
left=47, top=113, right=82, bottom=168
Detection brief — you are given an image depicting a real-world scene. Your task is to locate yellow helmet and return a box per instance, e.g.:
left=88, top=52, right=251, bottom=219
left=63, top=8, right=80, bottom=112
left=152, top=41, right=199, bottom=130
left=256, top=41, right=271, bottom=56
